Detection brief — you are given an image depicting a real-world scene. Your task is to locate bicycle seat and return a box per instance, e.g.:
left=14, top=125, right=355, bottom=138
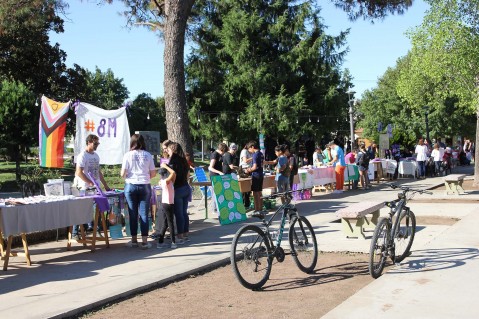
left=251, top=211, right=266, bottom=220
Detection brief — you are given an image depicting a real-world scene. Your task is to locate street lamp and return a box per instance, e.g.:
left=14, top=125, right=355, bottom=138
left=423, top=105, right=430, bottom=143
left=347, top=89, right=356, bottom=150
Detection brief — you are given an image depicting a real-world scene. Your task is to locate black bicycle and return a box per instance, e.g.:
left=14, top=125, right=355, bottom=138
left=230, top=189, right=318, bottom=290
left=369, top=183, right=432, bottom=278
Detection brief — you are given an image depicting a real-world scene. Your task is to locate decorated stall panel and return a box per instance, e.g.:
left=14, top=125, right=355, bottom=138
left=211, top=174, right=247, bottom=225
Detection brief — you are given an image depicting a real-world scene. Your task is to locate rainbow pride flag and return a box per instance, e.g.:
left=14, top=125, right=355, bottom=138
left=39, top=96, right=70, bottom=168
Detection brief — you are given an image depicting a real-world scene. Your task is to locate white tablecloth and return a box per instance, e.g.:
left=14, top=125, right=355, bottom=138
left=298, top=166, right=335, bottom=188
left=0, top=197, right=94, bottom=237
left=398, top=161, right=417, bottom=178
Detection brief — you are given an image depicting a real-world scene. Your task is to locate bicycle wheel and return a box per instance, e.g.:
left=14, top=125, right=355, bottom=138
left=393, top=209, right=416, bottom=263
left=369, top=218, right=389, bottom=279
left=230, top=225, right=272, bottom=290
left=289, top=216, right=318, bottom=273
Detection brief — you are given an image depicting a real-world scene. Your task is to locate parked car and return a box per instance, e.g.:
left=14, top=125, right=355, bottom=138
left=193, top=149, right=204, bottom=158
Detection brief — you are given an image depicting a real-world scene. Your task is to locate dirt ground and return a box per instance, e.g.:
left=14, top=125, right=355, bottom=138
left=80, top=252, right=375, bottom=319
left=432, top=178, right=477, bottom=191
left=78, top=179, right=472, bottom=319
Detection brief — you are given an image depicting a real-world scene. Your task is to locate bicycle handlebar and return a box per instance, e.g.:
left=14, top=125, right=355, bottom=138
left=386, top=183, right=433, bottom=195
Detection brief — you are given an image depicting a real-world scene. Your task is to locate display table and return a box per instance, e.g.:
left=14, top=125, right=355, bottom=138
left=237, top=175, right=276, bottom=193
left=0, top=197, right=94, bottom=270
left=398, top=160, right=417, bottom=179
left=369, top=161, right=384, bottom=183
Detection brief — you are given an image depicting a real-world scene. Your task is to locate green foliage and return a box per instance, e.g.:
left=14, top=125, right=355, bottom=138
left=186, top=0, right=350, bottom=144
left=0, top=0, right=68, bottom=95
left=0, top=80, right=37, bottom=155
left=127, top=94, right=167, bottom=138
left=84, top=67, right=130, bottom=109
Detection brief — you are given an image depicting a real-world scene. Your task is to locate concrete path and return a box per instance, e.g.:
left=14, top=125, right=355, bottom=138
left=0, top=165, right=476, bottom=318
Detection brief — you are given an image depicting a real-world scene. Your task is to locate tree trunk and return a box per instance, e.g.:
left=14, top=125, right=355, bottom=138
left=163, top=0, right=195, bottom=155
left=474, top=110, right=479, bottom=186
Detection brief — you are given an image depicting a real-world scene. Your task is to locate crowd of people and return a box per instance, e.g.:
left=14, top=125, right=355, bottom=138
left=71, top=133, right=473, bottom=249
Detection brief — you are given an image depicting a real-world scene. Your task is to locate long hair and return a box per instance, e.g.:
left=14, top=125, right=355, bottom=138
left=130, top=134, right=146, bottom=151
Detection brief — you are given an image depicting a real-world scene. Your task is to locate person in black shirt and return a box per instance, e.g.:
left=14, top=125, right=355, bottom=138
left=165, top=142, right=190, bottom=243
left=208, top=142, right=228, bottom=176
left=222, top=143, right=238, bottom=174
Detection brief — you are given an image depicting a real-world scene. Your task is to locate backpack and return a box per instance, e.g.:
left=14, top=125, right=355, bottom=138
left=358, top=151, right=370, bottom=167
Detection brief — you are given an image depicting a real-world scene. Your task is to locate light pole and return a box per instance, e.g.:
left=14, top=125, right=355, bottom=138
left=347, top=89, right=356, bottom=150
left=423, top=105, right=430, bottom=143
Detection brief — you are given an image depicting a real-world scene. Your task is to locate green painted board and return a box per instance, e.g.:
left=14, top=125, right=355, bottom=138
left=211, top=174, right=247, bottom=225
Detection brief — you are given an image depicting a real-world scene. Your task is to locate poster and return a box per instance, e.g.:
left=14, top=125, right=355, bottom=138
left=135, top=131, right=160, bottom=155
left=74, top=102, right=130, bottom=165
left=211, top=174, right=247, bottom=225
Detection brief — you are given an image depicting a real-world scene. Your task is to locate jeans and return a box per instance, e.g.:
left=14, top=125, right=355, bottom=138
left=417, top=161, right=425, bottom=177
left=276, top=176, right=290, bottom=193
left=124, top=183, right=152, bottom=237
left=174, top=184, right=191, bottom=234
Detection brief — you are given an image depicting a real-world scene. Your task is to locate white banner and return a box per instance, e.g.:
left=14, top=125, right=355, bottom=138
left=74, top=102, right=130, bottom=165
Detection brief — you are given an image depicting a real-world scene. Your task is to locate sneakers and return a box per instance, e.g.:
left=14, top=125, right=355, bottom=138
left=176, top=238, right=186, bottom=245
left=149, top=233, right=159, bottom=240
left=157, top=242, right=168, bottom=249
left=140, top=242, right=152, bottom=250
left=251, top=211, right=266, bottom=219
left=170, top=243, right=177, bottom=249
left=126, top=241, right=139, bottom=248
left=333, top=190, right=343, bottom=194
left=184, top=236, right=191, bottom=242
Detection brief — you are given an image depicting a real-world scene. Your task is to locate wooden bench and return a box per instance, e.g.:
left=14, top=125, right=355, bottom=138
left=444, top=174, right=466, bottom=195
left=335, top=201, right=385, bottom=239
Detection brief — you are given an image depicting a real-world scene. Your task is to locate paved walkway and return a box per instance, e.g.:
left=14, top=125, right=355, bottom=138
left=0, top=165, right=477, bottom=318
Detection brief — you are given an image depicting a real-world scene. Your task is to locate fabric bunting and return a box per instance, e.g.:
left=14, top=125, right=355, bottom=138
left=39, top=96, right=70, bottom=168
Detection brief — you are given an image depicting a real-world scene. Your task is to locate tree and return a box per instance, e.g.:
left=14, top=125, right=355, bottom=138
left=186, top=0, right=349, bottom=144
left=0, top=0, right=68, bottom=95
left=0, top=80, right=37, bottom=181
left=404, top=0, right=479, bottom=184
left=83, top=67, right=130, bottom=109
left=108, top=0, right=411, bottom=153
left=128, top=93, right=167, bottom=138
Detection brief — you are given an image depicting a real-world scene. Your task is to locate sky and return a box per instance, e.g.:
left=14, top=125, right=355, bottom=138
left=49, top=0, right=430, bottom=101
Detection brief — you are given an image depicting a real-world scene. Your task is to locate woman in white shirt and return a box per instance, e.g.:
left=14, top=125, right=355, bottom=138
left=415, top=138, right=428, bottom=179
left=121, top=134, right=157, bottom=249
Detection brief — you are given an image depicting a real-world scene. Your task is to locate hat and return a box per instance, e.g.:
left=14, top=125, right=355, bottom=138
left=230, top=143, right=238, bottom=150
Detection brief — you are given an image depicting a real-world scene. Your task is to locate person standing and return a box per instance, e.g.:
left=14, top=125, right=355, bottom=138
left=156, top=165, right=176, bottom=249
left=431, top=143, right=445, bottom=176
left=285, top=146, right=299, bottom=189
left=208, top=142, right=228, bottom=176
left=330, top=140, right=346, bottom=194
left=239, top=143, right=253, bottom=209
left=415, top=138, right=428, bottom=179
left=356, top=145, right=371, bottom=190
left=73, top=134, right=110, bottom=239
left=274, top=145, right=290, bottom=203
left=245, top=141, right=265, bottom=215
left=166, top=142, right=191, bottom=244
left=313, top=146, right=324, bottom=167
left=121, top=134, right=156, bottom=249
left=222, top=143, right=238, bottom=174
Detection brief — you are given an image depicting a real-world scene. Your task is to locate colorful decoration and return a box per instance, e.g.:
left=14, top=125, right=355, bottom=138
left=39, top=96, right=70, bottom=168
left=210, top=174, right=247, bottom=225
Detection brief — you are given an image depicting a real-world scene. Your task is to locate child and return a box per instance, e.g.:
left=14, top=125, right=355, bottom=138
left=157, top=164, right=177, bottom=249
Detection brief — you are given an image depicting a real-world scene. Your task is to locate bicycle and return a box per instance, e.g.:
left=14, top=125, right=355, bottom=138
left=369, top=183, right=432, bottom=278
left=230, top=189, right=318, bottom=290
